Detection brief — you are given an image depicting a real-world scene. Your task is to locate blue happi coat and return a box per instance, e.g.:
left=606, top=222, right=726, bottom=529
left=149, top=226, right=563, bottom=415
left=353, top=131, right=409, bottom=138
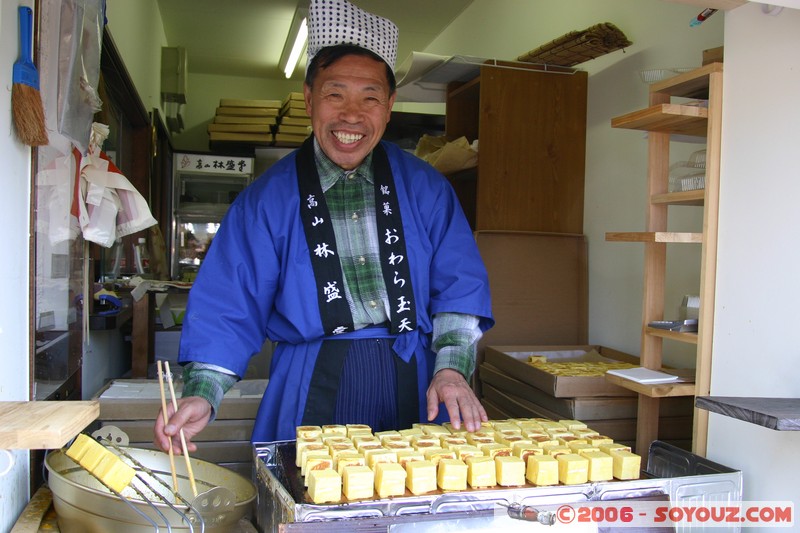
left=178, top=140, right=493, bottom=442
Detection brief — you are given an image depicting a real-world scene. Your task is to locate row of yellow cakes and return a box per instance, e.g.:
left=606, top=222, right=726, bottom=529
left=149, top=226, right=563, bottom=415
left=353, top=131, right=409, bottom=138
left=526, top=354, right=636, bottom=376
left=295, top=418, right=641, bottom=504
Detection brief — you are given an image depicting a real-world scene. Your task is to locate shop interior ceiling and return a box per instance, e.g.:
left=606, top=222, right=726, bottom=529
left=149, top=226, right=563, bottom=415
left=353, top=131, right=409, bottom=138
left=156, top=0, right=475, bottom=80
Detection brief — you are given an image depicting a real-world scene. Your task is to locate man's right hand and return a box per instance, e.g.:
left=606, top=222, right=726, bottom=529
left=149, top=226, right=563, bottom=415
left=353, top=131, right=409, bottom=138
left=153, top=396, right=212, bottom=455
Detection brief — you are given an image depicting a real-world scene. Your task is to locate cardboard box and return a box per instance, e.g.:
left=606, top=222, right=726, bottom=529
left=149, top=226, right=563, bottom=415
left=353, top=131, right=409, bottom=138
left=473, top=231, right=588, bottom=396
left=703, top=46, right=724, bottom=65
left=475, top=231, right=588, bottom=352
left=98, top=419, right=254, bottom=442
left=479, top=363, right=693, bottom=420
left=484, top=345, right=639, bottom=398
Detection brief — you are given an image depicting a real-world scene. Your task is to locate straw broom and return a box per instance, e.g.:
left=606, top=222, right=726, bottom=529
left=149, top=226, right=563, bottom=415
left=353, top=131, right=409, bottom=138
left=12, top=6, right=48, bottom=147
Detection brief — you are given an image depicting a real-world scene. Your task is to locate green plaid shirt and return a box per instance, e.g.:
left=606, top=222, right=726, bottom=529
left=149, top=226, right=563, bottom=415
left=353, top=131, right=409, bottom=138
left=184, top=141, right=482, bottom=415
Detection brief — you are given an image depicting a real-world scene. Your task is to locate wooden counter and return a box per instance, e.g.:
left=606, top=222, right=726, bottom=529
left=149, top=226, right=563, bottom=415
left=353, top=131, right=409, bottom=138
left=0, top=401, right=99, bottom=449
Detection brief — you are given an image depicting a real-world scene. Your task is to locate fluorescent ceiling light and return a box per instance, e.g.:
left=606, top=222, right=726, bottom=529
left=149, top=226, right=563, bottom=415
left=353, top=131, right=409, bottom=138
left=281, top=8, right=308, bottom=79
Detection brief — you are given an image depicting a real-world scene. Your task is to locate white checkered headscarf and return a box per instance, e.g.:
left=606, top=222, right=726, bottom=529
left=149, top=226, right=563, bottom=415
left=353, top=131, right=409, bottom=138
left=307, top=0, right=399, bottom=72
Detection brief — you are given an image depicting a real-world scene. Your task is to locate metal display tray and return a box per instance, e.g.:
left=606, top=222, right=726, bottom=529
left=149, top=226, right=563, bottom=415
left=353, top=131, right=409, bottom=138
left=253, top=440, right=742, bottom=532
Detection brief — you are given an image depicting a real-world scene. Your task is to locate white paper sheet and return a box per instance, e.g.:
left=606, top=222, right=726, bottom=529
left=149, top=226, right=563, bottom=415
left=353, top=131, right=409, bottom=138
left=606, top=367, right=681, bottom=384
left=395, top=52, right=487, bottom=102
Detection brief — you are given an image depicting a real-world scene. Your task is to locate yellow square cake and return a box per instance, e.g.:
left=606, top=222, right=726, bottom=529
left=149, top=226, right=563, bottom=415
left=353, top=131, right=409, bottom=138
left=466, top=456, right=496, bottom=488
left=342, top=465, right=374, bottom=500
left=557, top=453, right=589, bottom=485
left=307, top=469, right=342, bottom=504
left=437, top=458, right=468, bottom=491
left=495, top=455, right=525, bottom=486
left=526, top=455, right=558, bottom=486
left=375, top=462, right=407, bottom=498
left=405, top=460, right=437, bottom=495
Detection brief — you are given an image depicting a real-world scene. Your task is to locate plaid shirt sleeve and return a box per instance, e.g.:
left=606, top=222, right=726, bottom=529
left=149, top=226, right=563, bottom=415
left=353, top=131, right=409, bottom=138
left=181, top=362, right=239, bottom=421
left=431, top=312, right=482, bottom=379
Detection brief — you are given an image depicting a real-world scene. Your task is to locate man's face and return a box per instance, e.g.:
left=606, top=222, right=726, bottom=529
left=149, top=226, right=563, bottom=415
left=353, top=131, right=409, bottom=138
left=304, top=54, right=395, bottom=170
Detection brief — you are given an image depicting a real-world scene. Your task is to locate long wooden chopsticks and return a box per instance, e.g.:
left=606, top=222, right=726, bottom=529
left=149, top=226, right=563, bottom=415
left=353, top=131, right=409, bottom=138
left=157, top=360, right=198, bottom=497
left=156, top=360, right=179, bottom=492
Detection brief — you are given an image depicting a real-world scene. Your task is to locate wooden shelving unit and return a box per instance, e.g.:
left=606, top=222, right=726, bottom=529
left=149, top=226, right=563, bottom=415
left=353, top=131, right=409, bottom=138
left=604, top=63, right=723, bottom=460
left=611, top=104, right=708, bottom=136
left=606, top=232, right=703, bottom=244
left=605, top=374, right=697, bottom=398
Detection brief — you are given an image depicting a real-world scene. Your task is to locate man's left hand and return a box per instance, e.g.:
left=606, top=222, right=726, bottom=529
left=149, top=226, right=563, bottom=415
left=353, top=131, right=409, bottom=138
left=426, top=368, right=488, bottom=433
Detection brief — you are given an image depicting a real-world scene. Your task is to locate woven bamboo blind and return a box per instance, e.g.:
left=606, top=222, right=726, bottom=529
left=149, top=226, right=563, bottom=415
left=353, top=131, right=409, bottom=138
left=517, top=22, right=632, bottom=67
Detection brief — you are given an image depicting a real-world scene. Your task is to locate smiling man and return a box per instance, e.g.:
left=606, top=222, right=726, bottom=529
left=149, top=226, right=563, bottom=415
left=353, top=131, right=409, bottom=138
left=154, top=0, right=494, bottom=451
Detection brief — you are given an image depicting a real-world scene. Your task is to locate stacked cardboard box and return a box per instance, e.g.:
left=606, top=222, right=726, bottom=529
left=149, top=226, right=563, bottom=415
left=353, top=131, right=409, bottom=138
left=93, top=379, right=267, bottom=478
left=208, top=98, right=279, bottom=148
left=479, top=346, right=694, bottom=450
left=274, top=92, right=311, bottom=147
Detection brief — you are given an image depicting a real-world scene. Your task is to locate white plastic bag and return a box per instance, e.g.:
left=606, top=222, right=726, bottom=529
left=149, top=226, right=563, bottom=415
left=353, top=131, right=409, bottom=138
left=76, top=123, right=158, bottom=247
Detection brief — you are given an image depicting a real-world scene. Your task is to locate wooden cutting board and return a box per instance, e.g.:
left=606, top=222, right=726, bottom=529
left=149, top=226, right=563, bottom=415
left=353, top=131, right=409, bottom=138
left=0, top=401, right=99, bottom=449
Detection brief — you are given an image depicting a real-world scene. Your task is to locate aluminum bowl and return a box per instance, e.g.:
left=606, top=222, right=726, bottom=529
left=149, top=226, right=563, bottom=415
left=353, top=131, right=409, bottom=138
left=46, top=445, right=257, bottom=533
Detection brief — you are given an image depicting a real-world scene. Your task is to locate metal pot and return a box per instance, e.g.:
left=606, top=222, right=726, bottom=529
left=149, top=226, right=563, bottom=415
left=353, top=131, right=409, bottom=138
left=46, top=445, right=257, bottom=532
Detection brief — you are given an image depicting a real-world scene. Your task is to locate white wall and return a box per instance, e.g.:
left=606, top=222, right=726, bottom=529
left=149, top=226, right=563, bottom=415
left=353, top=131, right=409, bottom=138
left=0, top=1, right=34, bottom=529
left=104, top=0, right=305, bottom=153
left=104, top=0, right=167, bottom=115
left=706, top=1, right=800, bottom=509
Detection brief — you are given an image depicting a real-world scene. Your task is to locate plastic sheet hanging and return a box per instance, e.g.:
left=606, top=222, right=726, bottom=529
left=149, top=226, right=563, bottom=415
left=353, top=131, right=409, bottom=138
left=57, top=0, right=104, bottom=153
left=74, top=123, right=158, bottom=248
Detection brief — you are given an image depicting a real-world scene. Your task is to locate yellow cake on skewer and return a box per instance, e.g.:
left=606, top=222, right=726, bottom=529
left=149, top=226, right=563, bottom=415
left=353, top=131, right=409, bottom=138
left=65, top=434, right=136, bottom=493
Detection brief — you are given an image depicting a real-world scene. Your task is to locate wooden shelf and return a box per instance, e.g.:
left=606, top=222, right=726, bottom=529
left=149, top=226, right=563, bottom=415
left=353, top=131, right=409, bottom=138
left=0, top=401, right=99, bottom=449
left=651, top=189, right=705, bottom=206
left=645, top=327, right=698, bottom=344
left=650, top=62, right=723, bottom=99
left=662, top=2, right=746, bottom=16
left=612, top=104, right=708, bottom=136
left=696, top=396, right=800, bottom=431
left=606, top=231, right=703, bottom=243
left=605, top=373, right=696, bottom=398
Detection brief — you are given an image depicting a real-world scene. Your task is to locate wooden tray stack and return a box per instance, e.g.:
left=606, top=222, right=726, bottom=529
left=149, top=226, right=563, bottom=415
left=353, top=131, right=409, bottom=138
left=208, top=98, right=279, bottom=149
left=479, top=346, right=695, bottom=450
left=275, top=92, right=311, bottom=147
left=94, top=379, right=267, bottom=478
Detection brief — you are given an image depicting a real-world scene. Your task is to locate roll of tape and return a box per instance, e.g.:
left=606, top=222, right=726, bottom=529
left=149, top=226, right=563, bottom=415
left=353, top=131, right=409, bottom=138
left=0, top=449, right=14, bottom=477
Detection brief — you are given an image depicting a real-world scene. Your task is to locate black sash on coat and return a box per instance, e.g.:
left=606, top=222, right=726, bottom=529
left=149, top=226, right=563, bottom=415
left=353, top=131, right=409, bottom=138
left=295, top=139, right=417, bottom=336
